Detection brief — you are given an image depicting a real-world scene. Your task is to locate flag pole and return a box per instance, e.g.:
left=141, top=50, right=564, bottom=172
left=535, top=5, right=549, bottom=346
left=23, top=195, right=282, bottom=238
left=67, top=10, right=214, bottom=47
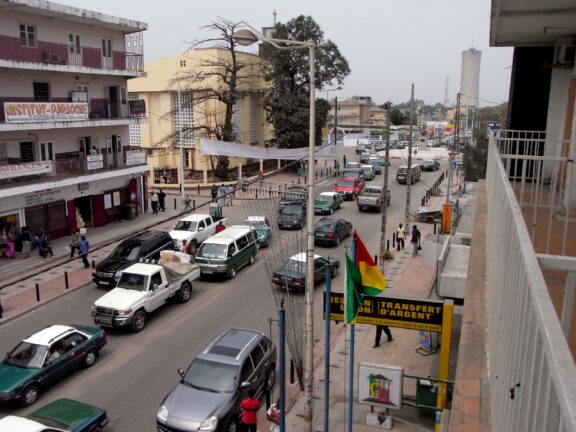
left=324, top=264, right=332, bottom=432
left=348, top=238, right=357, bottom=432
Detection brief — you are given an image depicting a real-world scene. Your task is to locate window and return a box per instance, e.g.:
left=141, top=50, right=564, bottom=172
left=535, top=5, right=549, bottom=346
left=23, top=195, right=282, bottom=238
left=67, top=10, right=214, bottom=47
left=60, top=333, right=87, bottom=352
left=33, top=82, right=50, bottom=102
left=39, top=142, right=53, bottom=161
left=250, top=344, right=265, bottom=368
left=180, top=59, right=186, bottom=67
left=102, top=39, right=112, bottom=58
left=198, top=220, right=205, bottom=230
left=0, top=142, right=7, bottom=164
left=20, top=24, right=36, bottom=47
left=204, top=218, right=212, bottom=226
left=19, top=142, right=34, bottom=163
left=151, top=273, right=163, bottom=288
left=236, top=235, right=249, bottom=250
left=239, top=358, right=255, bottom=385
left=227, top=243, right=236, bottom=257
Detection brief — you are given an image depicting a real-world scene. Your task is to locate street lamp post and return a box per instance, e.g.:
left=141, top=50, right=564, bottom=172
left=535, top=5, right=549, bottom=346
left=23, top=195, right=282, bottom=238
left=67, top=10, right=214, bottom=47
left=233, top=23, right=321, bottom=431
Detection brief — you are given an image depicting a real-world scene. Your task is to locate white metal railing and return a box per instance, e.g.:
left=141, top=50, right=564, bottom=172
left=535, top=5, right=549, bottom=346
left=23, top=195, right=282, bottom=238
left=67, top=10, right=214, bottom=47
left=486, top=140, right=576, bottom=432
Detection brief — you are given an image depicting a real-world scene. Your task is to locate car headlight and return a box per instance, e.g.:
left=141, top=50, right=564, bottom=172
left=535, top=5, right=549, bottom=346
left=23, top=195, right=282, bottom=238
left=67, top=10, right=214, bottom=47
left=199, top=416, right=218, bottom=431
left=157, top=405, right=169, bottom=423
left=117, top=309, right=133, bottom=317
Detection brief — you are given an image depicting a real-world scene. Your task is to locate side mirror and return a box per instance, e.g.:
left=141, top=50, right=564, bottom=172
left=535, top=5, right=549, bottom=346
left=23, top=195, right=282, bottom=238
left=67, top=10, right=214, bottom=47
left=178, top=368, right=185, bottom=377
left=153, top=284, right=159, bottom=290
left=198, top=227, right=204, bottom=232
left=172, top=225, right=176, bottom=230
left=240, top=381, right=251, bottom=389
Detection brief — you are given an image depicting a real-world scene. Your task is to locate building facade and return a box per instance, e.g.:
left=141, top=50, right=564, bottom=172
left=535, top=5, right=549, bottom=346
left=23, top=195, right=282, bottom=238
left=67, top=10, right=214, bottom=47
left=128, top=48, right=272, bottom=185
left=0, top=0, right=148, bottom=245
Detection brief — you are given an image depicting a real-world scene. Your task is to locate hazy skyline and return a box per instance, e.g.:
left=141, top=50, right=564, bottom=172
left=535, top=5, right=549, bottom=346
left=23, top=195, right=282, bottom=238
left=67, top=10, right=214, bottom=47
left=58, top=0, right=513, bottom=107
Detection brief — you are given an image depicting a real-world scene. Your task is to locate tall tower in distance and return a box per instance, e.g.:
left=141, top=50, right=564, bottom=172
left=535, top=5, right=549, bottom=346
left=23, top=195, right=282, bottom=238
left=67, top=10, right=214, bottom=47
left=460, top=48, right=482, bottom=108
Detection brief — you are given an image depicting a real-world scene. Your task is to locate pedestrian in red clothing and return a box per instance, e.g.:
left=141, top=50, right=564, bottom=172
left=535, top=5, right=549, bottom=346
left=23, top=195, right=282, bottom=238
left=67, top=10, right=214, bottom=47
left=240, top=389, right=260, bottom=432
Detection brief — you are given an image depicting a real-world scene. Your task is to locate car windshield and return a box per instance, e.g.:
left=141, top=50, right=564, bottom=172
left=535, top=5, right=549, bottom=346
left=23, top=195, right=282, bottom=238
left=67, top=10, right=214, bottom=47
left=110, top=243, right=142, bottom=260
left=316, top=195, right=332, bottom=202
left=183, top=358, right=239, bottom=393
left=196, top=243, right=227, bottom=260
left=337, top=181, right=354, bottom=187
left=117, top=273, right=149, bottom=291
left=364, top=188, right=380, bottom=194
left=5, top=341, right=48, bottom=369
left=316, top=219, right=336, bottom=230
left=174, top=221, right=197, bottom=232
left=283, top=259, right=306, bottom=273
left=247, top=221, right=268, bottom=230
left=281, top=206, right=302, bottom=216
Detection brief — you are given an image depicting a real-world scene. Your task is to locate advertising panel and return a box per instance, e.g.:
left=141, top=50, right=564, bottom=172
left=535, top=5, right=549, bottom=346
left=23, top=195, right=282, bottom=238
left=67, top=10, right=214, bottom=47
left=442, top=203, right=452, bottom=233
left=4, top=102, right=89, bottom=123
left=358, top=362, right=403, bottom=410
left=0, top=162, right=52, bottom=179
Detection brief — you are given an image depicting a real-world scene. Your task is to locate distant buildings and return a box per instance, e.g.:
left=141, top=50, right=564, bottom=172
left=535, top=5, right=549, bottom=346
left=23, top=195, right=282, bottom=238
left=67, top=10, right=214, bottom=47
left=0, top=0, right=148, bottom=242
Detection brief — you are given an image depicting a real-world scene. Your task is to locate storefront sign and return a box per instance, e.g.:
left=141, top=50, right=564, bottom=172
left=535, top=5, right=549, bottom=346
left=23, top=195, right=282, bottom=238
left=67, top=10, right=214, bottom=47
left=4, top=102, right=89, bottom=123
left=0, top=162, right=53, bottom=180
left=358, top=363, right=403, bottom=410
left=78, top=182, right=90, bottom=191
left=325, top=293, right=444, bottom=332
left=87, top=154, right=104, bottom=170
left=126, top=150, right=146, bottom=166
left=442, top=203, right=452, bottom=233
left=24, top=189, right=62, bottom=206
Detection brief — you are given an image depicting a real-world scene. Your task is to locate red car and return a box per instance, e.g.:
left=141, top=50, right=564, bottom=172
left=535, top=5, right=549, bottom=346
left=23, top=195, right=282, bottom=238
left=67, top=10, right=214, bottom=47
left=334, top=176, right=364, bottom=200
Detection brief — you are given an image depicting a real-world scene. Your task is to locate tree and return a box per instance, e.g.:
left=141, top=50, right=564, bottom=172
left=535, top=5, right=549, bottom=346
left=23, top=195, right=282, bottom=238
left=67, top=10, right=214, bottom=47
left=162, top=19, right=261, bottom=179
left=462, top=129, right=489, bottom=181
left=389, top=108, right=404, bottom=125
left=260, top=16, right=350, bottom=148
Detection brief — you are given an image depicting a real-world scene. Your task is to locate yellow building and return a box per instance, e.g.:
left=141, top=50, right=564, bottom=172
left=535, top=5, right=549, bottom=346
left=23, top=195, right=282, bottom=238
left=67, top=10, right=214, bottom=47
left=128, top=47, right=272, bottom=185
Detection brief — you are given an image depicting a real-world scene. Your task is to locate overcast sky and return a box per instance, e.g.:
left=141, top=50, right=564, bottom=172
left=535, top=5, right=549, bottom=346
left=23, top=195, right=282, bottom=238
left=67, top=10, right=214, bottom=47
left=59, top=0, right=513, bottom=107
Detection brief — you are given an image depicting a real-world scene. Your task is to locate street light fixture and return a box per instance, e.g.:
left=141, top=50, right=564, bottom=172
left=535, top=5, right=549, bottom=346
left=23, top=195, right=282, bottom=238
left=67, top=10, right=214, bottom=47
left=233, top=22, right=320, bottom=431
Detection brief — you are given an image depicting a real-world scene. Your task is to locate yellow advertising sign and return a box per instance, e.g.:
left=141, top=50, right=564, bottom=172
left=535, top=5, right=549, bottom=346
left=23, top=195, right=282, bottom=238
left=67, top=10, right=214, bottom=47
left=442, top=203, right=452, bottom=233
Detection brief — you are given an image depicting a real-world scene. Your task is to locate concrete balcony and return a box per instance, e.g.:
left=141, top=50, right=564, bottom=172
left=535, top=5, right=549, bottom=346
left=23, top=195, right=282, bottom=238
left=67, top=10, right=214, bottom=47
left=0, top=150, right=148, bottom=195
left=0, top=35, right=144, bottom=77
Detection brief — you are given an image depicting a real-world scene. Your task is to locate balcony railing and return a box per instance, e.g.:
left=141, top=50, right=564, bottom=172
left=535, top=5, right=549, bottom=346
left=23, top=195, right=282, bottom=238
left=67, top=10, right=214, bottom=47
left=0, top=35, right=144, bottom=72
left=485, top=134, right=576, bottom=432
left=0, top=151, right=147, bottom=190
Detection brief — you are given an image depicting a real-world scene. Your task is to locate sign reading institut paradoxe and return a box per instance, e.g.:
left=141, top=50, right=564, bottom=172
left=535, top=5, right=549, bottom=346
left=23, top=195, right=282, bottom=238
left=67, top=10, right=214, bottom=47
left=324, top=292, right=444, bottom=332
left=4, top=102, right=89, bottom=123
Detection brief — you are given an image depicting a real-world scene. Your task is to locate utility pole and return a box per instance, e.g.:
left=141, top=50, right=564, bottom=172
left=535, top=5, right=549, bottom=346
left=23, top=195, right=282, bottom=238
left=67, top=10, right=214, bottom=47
left=405, top=84, right=415, bottom=229
left=334, top=97, right=338, bottom=145
left=379, top=101, right=392, bottom=271
left=447, top=93, right=461, bottom=203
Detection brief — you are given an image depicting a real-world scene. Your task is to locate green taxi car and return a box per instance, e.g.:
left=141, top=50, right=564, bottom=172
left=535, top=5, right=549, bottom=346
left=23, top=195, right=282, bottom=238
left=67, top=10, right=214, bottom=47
left=0, top=398, right=108, bottom=431
left=272, top=253, right=340, bottom=291
left=246, top=216, right=272, bottom=247
left=314, top=192, right=344, bottom=215
left=0, top=325, right=107, bottom=407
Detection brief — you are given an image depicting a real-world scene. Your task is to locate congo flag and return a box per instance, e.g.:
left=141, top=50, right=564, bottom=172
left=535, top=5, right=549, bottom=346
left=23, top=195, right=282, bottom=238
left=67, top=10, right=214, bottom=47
left=354, top=230, right=387, bottom=294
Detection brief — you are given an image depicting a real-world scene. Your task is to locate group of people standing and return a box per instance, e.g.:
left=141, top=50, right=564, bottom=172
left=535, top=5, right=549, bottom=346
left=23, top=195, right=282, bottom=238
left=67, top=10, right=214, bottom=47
left=395, top=223, right=421, bottom=257
left=149, top=189, right=166, bottom=214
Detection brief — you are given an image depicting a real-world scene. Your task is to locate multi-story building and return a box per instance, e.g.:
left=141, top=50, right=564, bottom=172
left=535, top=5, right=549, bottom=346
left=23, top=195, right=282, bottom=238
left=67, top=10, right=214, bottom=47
left=0, top=0, right=148, bottom=244
left=327, top=96, right=375, bottom=127
left=128, top=48, right=272, bottom=185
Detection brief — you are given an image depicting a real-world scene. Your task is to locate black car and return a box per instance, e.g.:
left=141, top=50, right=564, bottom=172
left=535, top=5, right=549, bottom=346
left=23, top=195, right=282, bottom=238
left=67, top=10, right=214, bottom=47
left=279, top=186, right=307, bottom=209
left=420, top=159, right=440, bottom=171
left=314, top=216, right=352, bottom=246
left=92, top=231, right=174, bottom=287
left=278, top=203, right=306, bottom=230
left=157, top=328, right=276, bottom=432
left=272, top=253, right=340, bottom=291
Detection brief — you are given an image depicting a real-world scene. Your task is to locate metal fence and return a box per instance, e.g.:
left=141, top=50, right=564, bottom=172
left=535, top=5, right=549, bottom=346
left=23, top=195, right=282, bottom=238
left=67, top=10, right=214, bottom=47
left=486, top=137, right=576, bottom=432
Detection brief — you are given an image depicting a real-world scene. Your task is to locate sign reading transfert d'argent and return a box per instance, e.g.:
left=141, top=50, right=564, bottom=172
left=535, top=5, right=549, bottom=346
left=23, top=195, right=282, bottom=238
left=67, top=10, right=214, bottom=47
left=4, top=102, right=89, bottom=123
left=324, top=292, right=444, bottom=332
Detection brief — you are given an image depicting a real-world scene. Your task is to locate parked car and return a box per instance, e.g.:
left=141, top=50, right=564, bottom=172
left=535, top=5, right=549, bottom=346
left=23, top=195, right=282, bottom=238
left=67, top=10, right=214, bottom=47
left=360, top=165, right=376, bottom=181
left=344, top=161, right=361, bottom=169
left=420, top=159, right=440, bottom=171
left=314, top=216, right=352, bottom=247
left=0, top=398, right=109, bottom=431
left=342, top=167, right=366, bottom=181
left=157, top=328, right=276, bottom=432
left=377, top=155, right=391, bottom=166
left=245, top=216, right=271, bottom=247
left=194, top=226, right=259, bottom=279
left=396, top=165, right=421, bottom=184
left=334, top=176, right=364, bottom=200
left=279, top=186, right=307, bottom=209
left=355, top=143, right=366, bottom=154
left=278, top=203, right=306, bottom=229
left=359, top=152, right=372, bottom=163
left=314, top=192, right=344, bottom=215
left=92, top=256, right=200, bottom=332
left=0, top=325, right=106, bottom=406
left=169, top=213, right=229, bottom=252
left=367, top=157, right=382, bottom=174
left=272, top=253, right=340, bottom=290
left=357, top=185, right=391, bottom=212
left=92, top=231, right=174, bottom=287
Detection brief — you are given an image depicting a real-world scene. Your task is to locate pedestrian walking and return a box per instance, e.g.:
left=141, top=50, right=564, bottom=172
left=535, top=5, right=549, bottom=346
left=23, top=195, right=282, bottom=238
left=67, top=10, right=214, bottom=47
left=4, top=231, right=15, bottom=259
left=411, top=224, right=421, bottom=257
left=240, top=389, right=260, bottom=432
left=39, top=232, right=54, bottom=261
left=343, top=154, right=347, bottom=167
left=20, top=227, right=31, bottom=259
left=373, top=325, right=393, bottom=347
left=211, top=184, right=218, bottom=202
left=158, top=189, right=166, bottom=212
left=396, top=223, right=406, bottom=251
left=219, top=184, right=227, bottom=206
left=296, top=161, right=303, bottom=177
left=150, top=191, right=159, bottom=214
left=69, top=228, right=81, bottom=258
left=80, top=234, right=90, bottom=268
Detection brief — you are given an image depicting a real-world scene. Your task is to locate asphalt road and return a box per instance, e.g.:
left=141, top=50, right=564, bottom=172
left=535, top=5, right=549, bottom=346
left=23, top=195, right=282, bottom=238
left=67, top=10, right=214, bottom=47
left=0, top=157, right=444, bottom=431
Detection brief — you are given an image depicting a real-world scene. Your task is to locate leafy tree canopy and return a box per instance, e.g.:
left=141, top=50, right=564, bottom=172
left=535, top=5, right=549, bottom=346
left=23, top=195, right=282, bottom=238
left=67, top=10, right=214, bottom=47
left=260, top=15, right=350, bottom=148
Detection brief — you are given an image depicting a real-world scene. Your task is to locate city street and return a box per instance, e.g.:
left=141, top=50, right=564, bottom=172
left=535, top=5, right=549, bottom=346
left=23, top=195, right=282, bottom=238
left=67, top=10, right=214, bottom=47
left=0, top=157, right=445, bottom=431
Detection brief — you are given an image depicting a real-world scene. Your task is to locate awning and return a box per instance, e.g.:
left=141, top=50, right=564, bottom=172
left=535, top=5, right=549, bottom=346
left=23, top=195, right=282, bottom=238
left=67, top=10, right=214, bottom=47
left=199, top=138, right=336, bottom=160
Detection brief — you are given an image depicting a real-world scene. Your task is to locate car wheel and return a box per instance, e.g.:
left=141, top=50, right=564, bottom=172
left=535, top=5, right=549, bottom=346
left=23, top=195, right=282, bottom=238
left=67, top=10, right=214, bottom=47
left=21, top=384, right=40, bottom=407
left=335, top=236, right=340, bottom=246
left=228, top=266, right=237, bottom=279
left=266, top=368, right=276, bottom=391
left=83, top=349, right=98, bottom=368
left=331, top=266, right=339, bottom=278
left=131, top=310, right=147, bottom=332
left=329, top=208, right=333, bottom=215
left=178, top=282, right=192, bottom=303
left=249, top=253, right=256, bottom=265
left=352, top=194, right=356, bottom=201
left=189, top=240, right=198, bottom=253
left=339, top=202, right=343, bottom=209
left=226, top=417, right=239, bottom=432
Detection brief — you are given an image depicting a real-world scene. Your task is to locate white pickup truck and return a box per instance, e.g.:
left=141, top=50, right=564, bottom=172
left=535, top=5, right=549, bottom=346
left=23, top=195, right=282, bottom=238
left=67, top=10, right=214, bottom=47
left=169, top=212, right=229, bottom=252
left=92, top=256, right=200, bottom=332
left=357, top=185, right=391, bottom=212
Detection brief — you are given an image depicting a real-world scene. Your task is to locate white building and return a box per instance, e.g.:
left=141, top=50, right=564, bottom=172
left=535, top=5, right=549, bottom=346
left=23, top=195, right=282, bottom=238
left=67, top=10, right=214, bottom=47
left=0, top=0, right=148, bottom=244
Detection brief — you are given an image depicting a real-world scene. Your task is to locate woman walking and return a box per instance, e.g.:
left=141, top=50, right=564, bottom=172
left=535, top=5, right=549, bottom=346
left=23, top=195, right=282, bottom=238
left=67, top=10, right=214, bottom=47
left=69, top=229, right=81, bottom=258
left=20, top=227, right=31, bottom=259
left=5, top=231, right=15, bottom=259
left=411, top=225, right=421, bottom=257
